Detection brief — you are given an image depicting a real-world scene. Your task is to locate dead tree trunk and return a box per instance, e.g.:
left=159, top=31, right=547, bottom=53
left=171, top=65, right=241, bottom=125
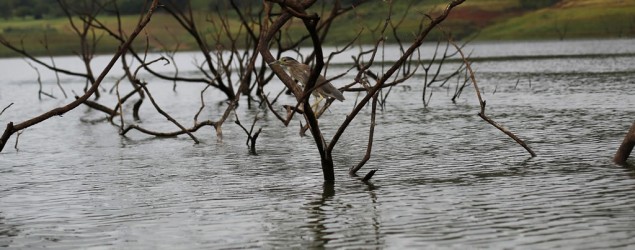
left=614, top=121, right=635, bottom=165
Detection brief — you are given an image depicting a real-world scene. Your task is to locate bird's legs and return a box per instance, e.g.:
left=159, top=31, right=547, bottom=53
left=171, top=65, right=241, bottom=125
left=311, top=94, right=324, bottom=113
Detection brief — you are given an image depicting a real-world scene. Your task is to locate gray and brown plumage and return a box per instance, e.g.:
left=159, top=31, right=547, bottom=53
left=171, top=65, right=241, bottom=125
left=270, top=57, right=345, bottom=102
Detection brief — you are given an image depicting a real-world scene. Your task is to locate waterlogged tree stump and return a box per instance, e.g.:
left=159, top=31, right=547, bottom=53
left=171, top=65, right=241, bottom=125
left=614, top=121, right=635, bottom=165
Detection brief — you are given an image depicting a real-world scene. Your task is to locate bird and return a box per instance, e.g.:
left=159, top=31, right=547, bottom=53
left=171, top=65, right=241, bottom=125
left=270, top=57, right=345, bottom=110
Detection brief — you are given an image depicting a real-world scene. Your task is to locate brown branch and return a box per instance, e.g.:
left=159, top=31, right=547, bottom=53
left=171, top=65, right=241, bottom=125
left=57, top=0, right=99, bottom=98
left=234, top=112, right=263, bottom=154
left=194, top=85, right=211, bottom=124
left=41, top=33, right=68, bottom=99
left=278, top=0, right=370, bottom=52
left=261, top=0, right=337, bottom=181
left=109, top=81, right=144, bottom=118
left=350, top=92, right=379, bottom=175
left=0, top=0, right=160, bottom=153
left=25, top=61, right=56, bottom=100
left=326, top=16, right=388, bottom=153
left=213, top=33, right=265, bottom=139
left=230, top=0, right=258, bottom=41
left=162, top=0, right=234, bottom=99
left=121, top=120, right=216, bottom=138
left=0, top=37, right=91, bottom=79
left=290, top=2, right=335, bottom=181
left=133, top=77, right=200, bottom=144
left=14, top=129, right=24, bottom=151
left=114, top=79, right=125, bottom=131
left=263, top=91, right=296, bottom=126
left=362, top=169, right=377, bottom=182
left=614, top=121, right=635, bottom=165
left=449, top=38, right=537, bottom=157
left=326, top=0, right=465, bottom=177
left=75, top=95, right=117, bottom=116
left=0, top=103, right=13, bottom=117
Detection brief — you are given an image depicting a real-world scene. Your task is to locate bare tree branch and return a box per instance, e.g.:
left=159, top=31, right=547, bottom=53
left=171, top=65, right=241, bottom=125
left=0, top=103, right=13, bottom=117
left=614, top=121, right=635, bottom=165
left=449, top=38, right=537, bottom=157
left=0, top=0, right=161, bottom=153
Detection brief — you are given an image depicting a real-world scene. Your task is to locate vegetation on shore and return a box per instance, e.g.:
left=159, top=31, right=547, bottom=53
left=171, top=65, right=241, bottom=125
left=477, top=0, right=635, bottom=40
left=0, top=0, right=633, bottom=57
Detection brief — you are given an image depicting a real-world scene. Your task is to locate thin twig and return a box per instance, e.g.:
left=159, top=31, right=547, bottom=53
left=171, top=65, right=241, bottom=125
left=449, top=38, right=537, bottom=157
left=0, top=0, right=160, bottom=152
left=350, top=92, right=379, bottom=175
left=0, top=103, right=13, bottom=117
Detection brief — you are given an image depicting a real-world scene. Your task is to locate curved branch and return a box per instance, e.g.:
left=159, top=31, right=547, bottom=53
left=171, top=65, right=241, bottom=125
left=449, top=38, right=537, bottom=157
left=0, top=37, right=90, bottom=79
left=122, top=120, right=216, bottom=138
left=0, top=0, right=160, bottom=153
left=615, top=121, right=635, bottom=165
left=327, top=0, right=466, bottom=154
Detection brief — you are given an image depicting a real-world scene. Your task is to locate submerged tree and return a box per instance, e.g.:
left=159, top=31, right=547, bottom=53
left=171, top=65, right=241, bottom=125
left=615, top=121, right=635, bottom=165
left=0, top=0, right=537, bottom=182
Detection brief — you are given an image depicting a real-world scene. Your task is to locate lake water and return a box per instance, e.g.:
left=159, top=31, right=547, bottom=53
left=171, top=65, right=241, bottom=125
left=1, top=39, right=635, bottom=249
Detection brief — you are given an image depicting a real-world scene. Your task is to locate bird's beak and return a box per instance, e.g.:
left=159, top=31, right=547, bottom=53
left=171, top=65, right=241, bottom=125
left=269, top=60, right=280, bottom=66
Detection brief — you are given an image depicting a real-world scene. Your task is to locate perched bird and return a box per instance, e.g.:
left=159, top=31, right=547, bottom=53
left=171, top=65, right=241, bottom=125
left=270, top=57, right=345, bottom=108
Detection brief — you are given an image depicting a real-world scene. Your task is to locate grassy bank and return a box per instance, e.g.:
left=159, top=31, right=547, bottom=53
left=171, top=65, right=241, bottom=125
left=477, top=0, right=635, bottom=40
left=0, top=13, right=204, bottom=57
left=0, top=0, right=633, bottom=58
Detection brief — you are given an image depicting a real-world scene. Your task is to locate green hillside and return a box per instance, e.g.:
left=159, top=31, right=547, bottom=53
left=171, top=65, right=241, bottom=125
left=0, top=0, right=633, bottom=57
left=476, top=0, right=635, bottom=40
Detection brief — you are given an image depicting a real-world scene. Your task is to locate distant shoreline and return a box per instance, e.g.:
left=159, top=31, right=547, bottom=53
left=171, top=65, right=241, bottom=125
left=1, top=0, right=634, bottom=58
left=2, top=38, right=634, bottom=61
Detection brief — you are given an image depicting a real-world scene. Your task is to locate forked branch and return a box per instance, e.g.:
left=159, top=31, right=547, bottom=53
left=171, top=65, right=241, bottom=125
left=0, top=0, right=160, bottom=153
left=449, top=38, right=537, bottom=157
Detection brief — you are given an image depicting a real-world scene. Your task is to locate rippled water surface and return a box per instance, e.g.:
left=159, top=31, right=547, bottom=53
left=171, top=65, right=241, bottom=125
left=1, top=39, right=635, bottom=249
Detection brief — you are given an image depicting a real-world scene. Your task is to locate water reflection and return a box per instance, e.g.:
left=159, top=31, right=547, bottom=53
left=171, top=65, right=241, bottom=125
left=0, top=213, right=20, bottom=247
left=621, top=163, right=635, bottom=179
left=304, top=183, right=335, bottom=248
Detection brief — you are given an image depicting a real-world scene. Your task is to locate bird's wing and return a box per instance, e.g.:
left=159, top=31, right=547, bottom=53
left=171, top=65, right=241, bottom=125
left=317, top=77, right=345, bottom=101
